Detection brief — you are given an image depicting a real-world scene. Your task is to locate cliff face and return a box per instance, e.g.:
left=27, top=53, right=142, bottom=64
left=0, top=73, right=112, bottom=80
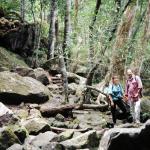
left=0, top=16, right=37, bottom=57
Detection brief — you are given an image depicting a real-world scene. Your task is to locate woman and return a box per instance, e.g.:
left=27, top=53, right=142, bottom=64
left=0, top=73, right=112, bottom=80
left=108, top=75, right=127, bottom=125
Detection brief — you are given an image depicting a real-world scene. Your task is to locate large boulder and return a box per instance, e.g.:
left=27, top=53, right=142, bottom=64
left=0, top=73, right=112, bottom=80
left=13, top=67, right=50, bottom=85
left=21, top=118, right=50, bottom=135
left=0, top=71, right=50, bottom=104
left=61, top=130, right=99, bottom=149
left=99, top=120, right=150, bottom=150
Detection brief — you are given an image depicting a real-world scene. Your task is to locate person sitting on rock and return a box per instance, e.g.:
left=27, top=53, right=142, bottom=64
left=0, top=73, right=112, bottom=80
left=108, top=75, right=127, bottom=125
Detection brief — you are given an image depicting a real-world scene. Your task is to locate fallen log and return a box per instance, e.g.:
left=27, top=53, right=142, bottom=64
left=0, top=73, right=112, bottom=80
left=40, top=104, right=81, bottom=117
left=50, top=126, right=89, bottom=133
left=81, top=103, right=108, bottom=110
left=40, top=102, right=108, bottom=117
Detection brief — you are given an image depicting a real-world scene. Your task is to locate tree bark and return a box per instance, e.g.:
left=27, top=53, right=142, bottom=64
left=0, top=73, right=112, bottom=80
left=83, top=63, right=100, bottom=104
left=105, top=0, right=137, bottom=82
left=40, top=103, right=108, bottom=117
left=89, top=0, right=101, bottom=67
left=20, top=0, right=25, bottom=21
left=74, top=0, right=78, bottom=27
left=47, top=0, right=57, bottom=59
left=31, top=0, right=43, bottom=68
left=63, top=0, right=71, bottom=67
left=131, top=0, right=150, bottom=73
left=59, top=56, right=69, bottom=103
left=50, top=126, right=89, bottom=133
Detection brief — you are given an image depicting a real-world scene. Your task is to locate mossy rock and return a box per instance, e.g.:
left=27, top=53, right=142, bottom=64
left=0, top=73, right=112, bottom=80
left=0, top=127, right=20, bottom=150
left=10, top=125, right=28, bottom=143
left=0, top=47, right=28, bottom=70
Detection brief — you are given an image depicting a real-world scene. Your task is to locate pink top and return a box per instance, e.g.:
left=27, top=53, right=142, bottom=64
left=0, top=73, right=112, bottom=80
left=125, top=75, right=143, bottom=101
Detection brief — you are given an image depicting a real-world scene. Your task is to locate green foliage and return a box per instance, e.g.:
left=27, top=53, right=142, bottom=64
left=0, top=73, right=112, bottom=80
left=0, top=0, right=19, bottom=12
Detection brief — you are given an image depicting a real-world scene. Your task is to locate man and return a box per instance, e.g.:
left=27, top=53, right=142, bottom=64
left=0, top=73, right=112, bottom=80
left=125, top=69, right=143, bottom=123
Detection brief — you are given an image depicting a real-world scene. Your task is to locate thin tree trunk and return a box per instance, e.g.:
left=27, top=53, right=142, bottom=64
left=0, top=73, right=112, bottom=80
left=55, top=18, right=59, bottom=55
left=63, top=0, right=71, bottom=67
left=47, top=0, right=57, bottom=59
left=30, top=0, right=36, bottom=23
left=89, top=0, right=101, bottom=67
left=20, top=0, right=25, bottom=21
left=74, top=0, right=78, bottom=27
left=59, top=56, right=69, bottom=103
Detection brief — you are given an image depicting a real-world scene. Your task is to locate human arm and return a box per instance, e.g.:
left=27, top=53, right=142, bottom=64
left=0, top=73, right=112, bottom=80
left=108, top=84, right=114, bottom=107
left=125, top=80, right=128, bottom=97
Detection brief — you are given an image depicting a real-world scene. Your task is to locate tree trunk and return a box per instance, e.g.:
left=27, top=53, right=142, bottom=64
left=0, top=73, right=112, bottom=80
left=30, top=0, right=36, bottom=23
left=83, top=63, right=100, bottom=104
left=62, top=0, right=71, bottom=67
left=59, top=56, right=69, bottom=103
left=89, top=0, right=101, bottom=67
left=31, top=0, right=43, bottom=68
left=131, top=0, right=150, bottom=73
left=74, top=0, right=78, bottom=27
left=20, top=0, right=25, bottom=21
left=47, top=0, right=57, bottom=59
left=105, top=0, right=137, bottom=82
left=55, top=18, right=59, bottom=55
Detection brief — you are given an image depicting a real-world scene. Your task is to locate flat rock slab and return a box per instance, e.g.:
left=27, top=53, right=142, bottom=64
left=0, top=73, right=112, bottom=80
left=0, top=71, right=50, bottom=104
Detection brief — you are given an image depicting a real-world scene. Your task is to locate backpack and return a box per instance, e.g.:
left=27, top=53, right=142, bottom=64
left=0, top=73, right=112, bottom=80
left=135, top=76, right=143, bottom=98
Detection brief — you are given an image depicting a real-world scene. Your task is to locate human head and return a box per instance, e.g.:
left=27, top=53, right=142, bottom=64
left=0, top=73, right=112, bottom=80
left=112, top=75, right=119, bottom=84
left=127, top=69, right=134, bottom=79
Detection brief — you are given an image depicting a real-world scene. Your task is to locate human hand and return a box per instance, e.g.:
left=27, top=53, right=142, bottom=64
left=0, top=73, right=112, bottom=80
left=111, top=101, right=114, bottom=107
left=133, top=93, right=138, bottom=98
left=123, top=95, right=128, bottom=102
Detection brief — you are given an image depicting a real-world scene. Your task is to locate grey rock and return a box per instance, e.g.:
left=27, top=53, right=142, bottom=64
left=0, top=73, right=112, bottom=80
left=55, top=114, right=65, bottom=122
left=22, top=118, right=50, bottom=135
left=0, top=71, right=50, bottom=104
left=99, top=120, right=150, bottom=150
left=57, top=130, right=74, bottom=142
left=61, top=130, right=99, bottom=149
left=28, top=131, right=58, bottom=148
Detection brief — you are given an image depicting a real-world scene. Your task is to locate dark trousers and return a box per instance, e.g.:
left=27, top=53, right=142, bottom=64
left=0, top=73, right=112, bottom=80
left=111, top=100, right=127, bottom=124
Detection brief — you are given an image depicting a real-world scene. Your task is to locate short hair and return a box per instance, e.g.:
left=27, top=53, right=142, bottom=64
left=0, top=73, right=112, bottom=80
left=112, top=75, right=119, bottom=80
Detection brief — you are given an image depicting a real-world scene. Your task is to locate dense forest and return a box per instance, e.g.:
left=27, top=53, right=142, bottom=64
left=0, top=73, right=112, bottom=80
left=0, top=0, right=150, bottom=150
